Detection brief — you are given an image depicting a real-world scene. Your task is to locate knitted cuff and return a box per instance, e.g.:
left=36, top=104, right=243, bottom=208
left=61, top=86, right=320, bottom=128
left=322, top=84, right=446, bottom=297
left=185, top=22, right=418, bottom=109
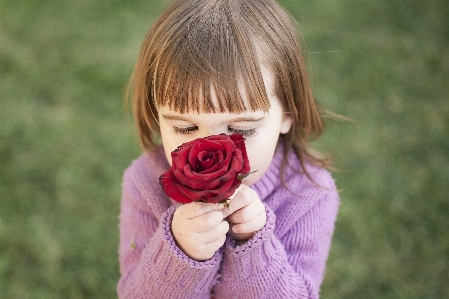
left=221, top=204, right=279, bottom=280
left=144, top=206, right=222, bottom=294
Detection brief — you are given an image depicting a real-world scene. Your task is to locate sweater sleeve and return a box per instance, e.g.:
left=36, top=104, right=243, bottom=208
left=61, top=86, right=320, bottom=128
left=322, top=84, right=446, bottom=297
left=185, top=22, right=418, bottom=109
left=213, top=182, right=340, bottom=299
left=117, top=158, right=222, bottom=298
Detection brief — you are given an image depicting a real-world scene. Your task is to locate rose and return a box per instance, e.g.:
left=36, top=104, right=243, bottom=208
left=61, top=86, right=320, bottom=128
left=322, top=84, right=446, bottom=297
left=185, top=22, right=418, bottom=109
left=159, top=133, right=251, bottom=204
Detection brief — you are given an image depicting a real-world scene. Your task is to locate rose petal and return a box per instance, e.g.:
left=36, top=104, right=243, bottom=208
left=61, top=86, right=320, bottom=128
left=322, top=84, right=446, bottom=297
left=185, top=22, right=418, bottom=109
left=173, top=167, right=197, bottom=186
left=174, top=167, right=221, bottom=190
left=195, top=135, right=237, bottom=173
left=230, top=133, right=250, bottom=173
left=197, top=150, right=223, bottom=171
left=200, top=176, right=241, bottom=203
left=182, top=162, right=230, bottom=181
left=171, top=146, right=190, bottom=171
left=159, top=170, right=193, bottom=203
left=200, top=176, right=231, bottom=191
left=199, top=146, right=234, bottom=174
left=188, top=140, right=225, bottom=168
left=175, top=183, right=205, bottom=201
left=208, top=134, right=231, bottom=141
left=179, top=165, right=236, bottom=190
left=160, top=133, right=251, bottom=205
left=228, top=154, right=245, bottom=173
left=178, top=165, right=228, bottom=188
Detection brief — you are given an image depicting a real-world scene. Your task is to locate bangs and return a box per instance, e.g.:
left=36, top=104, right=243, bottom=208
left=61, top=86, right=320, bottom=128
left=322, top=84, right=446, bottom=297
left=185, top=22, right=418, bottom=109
left=151, top=2, right=271, bottom=114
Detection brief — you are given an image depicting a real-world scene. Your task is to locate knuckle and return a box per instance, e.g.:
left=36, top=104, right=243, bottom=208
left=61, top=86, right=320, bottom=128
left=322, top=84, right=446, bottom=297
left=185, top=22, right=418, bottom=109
left=212, top=212, right=222, bottom=224
left=223, top=220, right=230, bottom=231
left=218, top=234, right=227, bottom=246
left=211, top=235, right=226, bottom=252
left=232, top=208, right=252, bottom=223
left=199, top=203, right=213, bottom=213
left=227, top=211, right=241, bottom=224
left=202, top=218, right=214, bottom=229
left=237, top=221, right=253, bottom=233
left=240, top=189, right=255, bottom=204
left=203, top=212, right=220, bottom=228
left=218, top=220, right=230, bottom=235
left=241, top=186, right=254, bottom=196
left=239, top=208, right=253, bottom=221
left=195, top=203, right=209, bottom=216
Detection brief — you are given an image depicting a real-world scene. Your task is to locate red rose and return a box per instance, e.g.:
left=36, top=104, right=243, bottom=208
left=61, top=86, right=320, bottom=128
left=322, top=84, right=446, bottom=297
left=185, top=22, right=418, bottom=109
left=159, top=133, right=250, bottom=204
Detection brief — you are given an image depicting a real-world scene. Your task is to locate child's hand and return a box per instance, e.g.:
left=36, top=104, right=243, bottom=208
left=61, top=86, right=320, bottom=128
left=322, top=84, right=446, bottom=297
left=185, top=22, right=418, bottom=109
left=221, top=185, right=267, bottom=243
left=171, top=202, right=229, bottom=261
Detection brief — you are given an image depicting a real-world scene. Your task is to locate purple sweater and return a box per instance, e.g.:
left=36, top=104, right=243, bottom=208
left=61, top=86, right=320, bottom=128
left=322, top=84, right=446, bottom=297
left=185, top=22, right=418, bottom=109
left=118, top=145, right=339, bottom=298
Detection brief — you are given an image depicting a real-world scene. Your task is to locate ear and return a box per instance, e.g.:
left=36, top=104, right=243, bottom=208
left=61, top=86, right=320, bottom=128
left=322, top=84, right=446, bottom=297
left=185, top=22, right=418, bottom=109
left=280, top=114, right=293, bottom=134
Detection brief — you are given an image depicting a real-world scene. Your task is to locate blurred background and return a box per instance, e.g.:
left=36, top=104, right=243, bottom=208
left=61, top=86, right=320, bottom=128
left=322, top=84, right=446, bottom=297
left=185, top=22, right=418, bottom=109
left=1, top=0, right=448, bottom=298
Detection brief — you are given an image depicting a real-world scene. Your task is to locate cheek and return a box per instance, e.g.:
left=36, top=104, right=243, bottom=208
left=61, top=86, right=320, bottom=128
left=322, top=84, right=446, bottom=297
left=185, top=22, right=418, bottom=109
left=164, top=148, right=173, bottom=166
left=160, top=132, right=178, bottom=166
left=160, top=130, right=198, bottom=166
left=243, top=140, right=278, bottom=186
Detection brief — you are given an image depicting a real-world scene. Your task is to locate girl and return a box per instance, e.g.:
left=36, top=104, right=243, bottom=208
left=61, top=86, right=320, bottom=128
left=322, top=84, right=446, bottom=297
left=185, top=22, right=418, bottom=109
left=118, top=0, right=340, bottom=298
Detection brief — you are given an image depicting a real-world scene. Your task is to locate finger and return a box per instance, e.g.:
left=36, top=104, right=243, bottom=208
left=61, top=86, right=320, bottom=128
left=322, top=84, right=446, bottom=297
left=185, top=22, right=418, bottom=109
left=182, top=202, right=224, bottom=219
left=190, top=211, right=225, bottom=232
left=204, top=220, right=230, bottom=243
left=227, top=200, right=261, bottom=224
left=222, top=185, right=255, bottom=218
left=228, top=184, right=244, bottom=201
left=192, top=234, right=227, bottom=261
left=205, top=233, right=227, bottom=251
left=231, top=212, right=266, bottom=234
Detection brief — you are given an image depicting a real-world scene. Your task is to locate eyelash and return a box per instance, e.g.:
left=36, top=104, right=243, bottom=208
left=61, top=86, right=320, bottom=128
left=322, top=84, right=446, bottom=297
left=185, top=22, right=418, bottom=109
left=172, top=126, right=198, bottom=135
left=172, top=126, right=256, bottom=137
left=228, top=127, right=256, bottom=137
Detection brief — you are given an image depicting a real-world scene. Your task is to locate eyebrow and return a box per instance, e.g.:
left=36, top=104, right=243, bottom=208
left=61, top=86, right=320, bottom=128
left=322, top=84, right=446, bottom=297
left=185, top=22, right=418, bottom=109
left=161, top=114, right=265, bottom=124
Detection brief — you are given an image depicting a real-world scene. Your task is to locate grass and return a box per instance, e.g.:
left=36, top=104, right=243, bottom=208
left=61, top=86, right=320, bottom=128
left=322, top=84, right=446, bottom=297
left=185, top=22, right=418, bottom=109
left=1, top=0, right=448, bottom=298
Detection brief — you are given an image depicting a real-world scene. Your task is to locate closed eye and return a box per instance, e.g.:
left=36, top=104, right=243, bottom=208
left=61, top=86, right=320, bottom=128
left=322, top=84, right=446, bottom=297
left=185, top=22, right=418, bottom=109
left=172, top=126, right=198, bottom=135
left=172, top=125, right=256, bottom=137
left=228, top=127, right=256, bottom=137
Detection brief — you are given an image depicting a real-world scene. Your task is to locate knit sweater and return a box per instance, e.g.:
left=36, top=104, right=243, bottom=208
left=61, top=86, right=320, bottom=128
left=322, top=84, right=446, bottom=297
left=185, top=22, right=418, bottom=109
left=117, top=144, right=340, bottom=299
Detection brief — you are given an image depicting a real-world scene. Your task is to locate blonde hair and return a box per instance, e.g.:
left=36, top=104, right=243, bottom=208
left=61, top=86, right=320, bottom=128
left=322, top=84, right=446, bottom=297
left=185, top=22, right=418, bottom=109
left=130, top=0, right=333, bottom=177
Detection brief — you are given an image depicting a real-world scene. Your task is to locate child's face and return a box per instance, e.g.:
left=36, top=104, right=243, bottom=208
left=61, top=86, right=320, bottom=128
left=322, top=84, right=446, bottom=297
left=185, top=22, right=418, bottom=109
left=158, top=67, right=292, bottom=186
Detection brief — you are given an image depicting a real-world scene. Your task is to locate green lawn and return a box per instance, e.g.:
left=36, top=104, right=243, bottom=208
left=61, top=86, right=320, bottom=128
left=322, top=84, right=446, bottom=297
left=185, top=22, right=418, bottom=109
left=1, top=0, right=448, bottom=298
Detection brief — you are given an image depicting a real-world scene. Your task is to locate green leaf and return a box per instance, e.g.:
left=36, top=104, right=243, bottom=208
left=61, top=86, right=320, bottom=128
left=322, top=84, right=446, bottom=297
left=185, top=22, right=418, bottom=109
left=237, top=170, right=258, bottom=181
left=218, top=199, right=230, bottom=209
